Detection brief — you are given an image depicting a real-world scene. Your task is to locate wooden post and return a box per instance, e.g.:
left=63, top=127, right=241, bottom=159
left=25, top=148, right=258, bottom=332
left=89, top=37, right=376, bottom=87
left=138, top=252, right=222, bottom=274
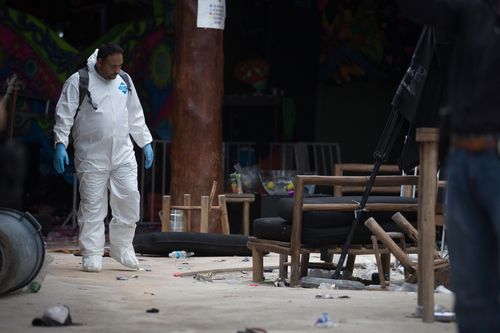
left=161, top=195, right=171, bottom=232
left=170, top=0, right=224, bottom=233
left=290, top=176, right=305, bottom=287
left=218, top=194, right=230, bottom=235
left=279, top=254, right=288, bottom=279
left=251, top=247, right=264, bottom=282
left=416, top=127, right=439, bottom=323
left=183, top=194, right=192, bottom=232
left=200, top=196, right=210, bottom=233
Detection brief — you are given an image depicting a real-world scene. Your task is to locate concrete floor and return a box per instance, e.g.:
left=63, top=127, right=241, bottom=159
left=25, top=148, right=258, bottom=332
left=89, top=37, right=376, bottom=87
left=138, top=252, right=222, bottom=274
left=0, top=252, right=457, bottom=333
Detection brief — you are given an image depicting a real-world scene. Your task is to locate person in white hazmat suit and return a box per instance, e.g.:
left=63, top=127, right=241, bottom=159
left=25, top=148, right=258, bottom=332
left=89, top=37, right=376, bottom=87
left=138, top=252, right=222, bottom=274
left=53, top=43, right=154, bottom=272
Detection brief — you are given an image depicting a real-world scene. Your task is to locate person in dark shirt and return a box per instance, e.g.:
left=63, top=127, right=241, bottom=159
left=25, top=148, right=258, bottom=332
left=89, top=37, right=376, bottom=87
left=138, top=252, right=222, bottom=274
left=397, top=1, right=500, bottom=332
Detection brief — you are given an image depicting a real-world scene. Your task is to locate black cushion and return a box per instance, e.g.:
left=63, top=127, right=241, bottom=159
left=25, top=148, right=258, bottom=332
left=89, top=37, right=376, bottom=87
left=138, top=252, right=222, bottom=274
left=253, top=216, right=410, bottom=248
left=253, top=194, right=418, bottom=248
left=277, top=195, right=417, bottom=228
left=133, top=232, right=252, bottom=257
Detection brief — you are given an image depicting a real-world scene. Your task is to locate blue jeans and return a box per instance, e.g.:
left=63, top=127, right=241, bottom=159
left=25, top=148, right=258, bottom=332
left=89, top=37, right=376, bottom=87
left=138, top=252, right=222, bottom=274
left=445, top=148, right=500, bottom=333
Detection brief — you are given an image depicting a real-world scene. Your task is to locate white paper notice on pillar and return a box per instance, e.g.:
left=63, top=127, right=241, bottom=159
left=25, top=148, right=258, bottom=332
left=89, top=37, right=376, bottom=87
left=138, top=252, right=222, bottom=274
left=197, top=0, right=226, bottom=30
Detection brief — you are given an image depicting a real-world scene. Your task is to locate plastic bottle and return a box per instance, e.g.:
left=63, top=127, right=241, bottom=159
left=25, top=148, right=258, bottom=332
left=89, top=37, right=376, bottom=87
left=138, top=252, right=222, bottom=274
left=168, top=251, right=194, bottom=259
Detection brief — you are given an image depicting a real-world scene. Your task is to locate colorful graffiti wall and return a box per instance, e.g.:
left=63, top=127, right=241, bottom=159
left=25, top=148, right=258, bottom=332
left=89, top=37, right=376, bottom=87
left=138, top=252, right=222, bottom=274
left=0, top=5, right=175, bottom=179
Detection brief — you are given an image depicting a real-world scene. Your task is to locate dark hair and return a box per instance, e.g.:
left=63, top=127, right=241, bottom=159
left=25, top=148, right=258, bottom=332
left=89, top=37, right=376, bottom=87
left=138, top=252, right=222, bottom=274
left=97, top=43, right=124, bottom=59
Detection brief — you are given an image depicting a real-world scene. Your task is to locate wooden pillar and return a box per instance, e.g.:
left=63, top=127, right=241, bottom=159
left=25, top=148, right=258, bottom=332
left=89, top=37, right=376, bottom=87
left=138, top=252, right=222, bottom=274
left=290, top=176, right=305, bottom=287
left=416, top=127, right=439, bottom=323
left=170, top=0, right=224, bottom=232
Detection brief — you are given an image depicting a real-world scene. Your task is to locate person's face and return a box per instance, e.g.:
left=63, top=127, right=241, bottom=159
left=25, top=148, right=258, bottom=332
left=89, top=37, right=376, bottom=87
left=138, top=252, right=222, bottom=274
left=96, top=53, right=123, bottom=80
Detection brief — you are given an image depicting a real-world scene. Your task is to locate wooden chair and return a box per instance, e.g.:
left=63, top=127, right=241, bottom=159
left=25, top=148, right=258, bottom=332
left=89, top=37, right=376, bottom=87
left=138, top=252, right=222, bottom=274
left=333, top=163, right=415, bottom=197
left=247, top=173, right=420, bottom=287
left=161, top=181, right=230, bottom=234
left=331, top=163, right=416, bottom=277
left=365, top=212, right=450, bottom=288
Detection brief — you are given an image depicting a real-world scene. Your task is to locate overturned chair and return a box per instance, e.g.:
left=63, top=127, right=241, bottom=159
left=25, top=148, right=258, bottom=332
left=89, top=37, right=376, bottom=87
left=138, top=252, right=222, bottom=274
left=366, top=212, right=449, bottom=288
left=247, top=170, right=421, bottom=287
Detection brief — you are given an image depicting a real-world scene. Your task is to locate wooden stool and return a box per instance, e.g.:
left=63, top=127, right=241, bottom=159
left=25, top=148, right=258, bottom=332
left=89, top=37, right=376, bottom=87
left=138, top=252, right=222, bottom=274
left=225, top=193, right=255, bottom=235
left=161, top=181, right=230, bottom=234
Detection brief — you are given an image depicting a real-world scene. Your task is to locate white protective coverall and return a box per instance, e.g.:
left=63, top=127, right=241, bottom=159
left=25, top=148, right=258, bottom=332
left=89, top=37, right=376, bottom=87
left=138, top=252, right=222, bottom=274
left=53, top=49, right=152, bottom=270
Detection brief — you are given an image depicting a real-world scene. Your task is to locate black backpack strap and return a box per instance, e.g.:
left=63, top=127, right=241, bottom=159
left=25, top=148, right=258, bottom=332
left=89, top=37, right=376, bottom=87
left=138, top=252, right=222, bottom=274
left=77, top=67, right=90, bottom=111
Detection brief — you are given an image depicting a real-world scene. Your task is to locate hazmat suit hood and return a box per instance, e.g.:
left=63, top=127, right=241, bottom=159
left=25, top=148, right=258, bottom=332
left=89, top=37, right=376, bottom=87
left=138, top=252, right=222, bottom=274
left=87, top=49, right=99, bottom=74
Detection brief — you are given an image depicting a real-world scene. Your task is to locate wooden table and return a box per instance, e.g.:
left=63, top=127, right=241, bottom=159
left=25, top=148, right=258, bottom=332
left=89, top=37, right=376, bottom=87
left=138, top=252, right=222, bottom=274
left=225, top=193, right=256, bottom=235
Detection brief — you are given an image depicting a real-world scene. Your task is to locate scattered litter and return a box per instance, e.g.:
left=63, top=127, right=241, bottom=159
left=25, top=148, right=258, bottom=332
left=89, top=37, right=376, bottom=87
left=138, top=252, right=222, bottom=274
left=225, top=277, right=241, bottom=285
left=173, top=272, right=182, bottom=277
left=211, top=276, right=227, bottom=281
left=237, top=328, right=267, bottom=333
left=116, top=276, right=128, bottom=281
left=318, top=282, right=335, bottom=290
left=395, top=282, right=418, bottom=292
left=315, top=282, right=336, bottom=299
left=146, top=308, right=159, bottom=313
left=435, top=285, right=452, bottom=294
left=242, top=257, right=250, bottom=262
left=248, top=283, right=259, bottom=287
left=433, top=304, right=456, bottom=322
left=32, top=304, right=76, bottom=326
left=131, top=275, right=139, bottom=279
left=168, top=251, right=194, bottom=259
left=315, top=294, right=350, bottom=299
left=194, top=273, right=213, bottom=283
left=358, top=262, right=380, bottom=282
left=434, top=310, right=456, bottom=322
left=412, top=305, right=456, bottom=322
left=314, top=312, right=335, bottom=328
left=308, top=268, right=331, bottom=279
left=213, top=259, right=226, bottom=262
left=144, top=292, right=155, bottom=296
left=139, top=267, right=152, bottom=272
left=273, top=277, right=286, bottom=287
left=301, top=277, right=365, bottom=290
left=175, top=264, right=192, bottom=271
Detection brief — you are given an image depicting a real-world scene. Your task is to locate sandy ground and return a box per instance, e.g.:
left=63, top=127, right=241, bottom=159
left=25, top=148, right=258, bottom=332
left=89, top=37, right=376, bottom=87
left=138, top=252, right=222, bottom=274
left=0, top=251, right=457, bottom=333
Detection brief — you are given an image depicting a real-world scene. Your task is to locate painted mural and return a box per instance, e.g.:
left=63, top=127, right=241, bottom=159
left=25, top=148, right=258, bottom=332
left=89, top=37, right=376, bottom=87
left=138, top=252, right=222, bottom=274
left=0, top=5, right=175, bottom=180
left=85, top=20, right=175, bottom=140
left=318, top=0, right=419, bottom=84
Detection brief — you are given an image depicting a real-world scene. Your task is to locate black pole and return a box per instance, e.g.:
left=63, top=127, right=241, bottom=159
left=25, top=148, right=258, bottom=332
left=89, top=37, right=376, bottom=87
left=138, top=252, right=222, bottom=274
left=332, top=108, right=406, bottom=278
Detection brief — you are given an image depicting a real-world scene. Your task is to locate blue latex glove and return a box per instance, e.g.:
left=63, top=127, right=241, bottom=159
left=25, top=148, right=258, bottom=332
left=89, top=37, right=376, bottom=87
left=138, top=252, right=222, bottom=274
left=54, top=143, right=69, bottom=174
left=143, top=143, right=154, bottom=169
